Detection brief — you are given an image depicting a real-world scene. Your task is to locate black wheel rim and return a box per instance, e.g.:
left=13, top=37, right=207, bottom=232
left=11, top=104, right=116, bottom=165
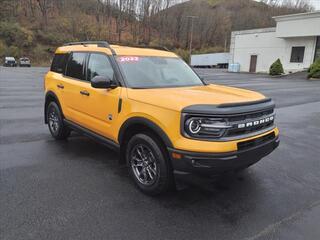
left=130, top=144, right=159, bottom=186
left=48, top=107, right=60, bottom=134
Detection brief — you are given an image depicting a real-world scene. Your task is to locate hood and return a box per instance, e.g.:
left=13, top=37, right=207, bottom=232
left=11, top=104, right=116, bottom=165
left=127, top=84, right=266, bottom=112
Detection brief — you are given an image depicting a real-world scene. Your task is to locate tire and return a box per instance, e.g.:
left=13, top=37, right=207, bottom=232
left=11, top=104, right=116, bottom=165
left=126, top=133, right=174, bottom=195
left=46, top=102, right=70, bottom=140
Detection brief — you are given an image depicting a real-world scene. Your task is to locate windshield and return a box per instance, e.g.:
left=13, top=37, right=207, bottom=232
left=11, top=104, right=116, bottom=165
left=117, top=56, right=204, bottom=88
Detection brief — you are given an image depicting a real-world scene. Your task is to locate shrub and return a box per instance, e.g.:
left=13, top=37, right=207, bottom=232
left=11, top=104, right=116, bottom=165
left=269, top=59, right=284, bottom=76
left=31, top=44, right=53, bottom=66
left=174, top=48, right=190, bottom=63
left=0, top=40, right=6, bottom=58
left=0, top=22, right=34, bottom=48
left=193, top=46, right=225, bottom=55
left=308, top=59, right=320, bottom=79
left=6, top=46, right=20, bottom=58
left=36, top=31, right=65, bottom=46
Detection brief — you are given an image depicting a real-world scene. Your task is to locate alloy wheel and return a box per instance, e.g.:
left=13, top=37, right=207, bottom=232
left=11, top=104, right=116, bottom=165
left=48, top=108, right=60, bottom=134
left=130, top=144, right=159, bottom=186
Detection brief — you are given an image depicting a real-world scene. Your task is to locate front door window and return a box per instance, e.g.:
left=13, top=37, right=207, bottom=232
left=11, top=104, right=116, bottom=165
left=87, top=53, right=114, bottom=81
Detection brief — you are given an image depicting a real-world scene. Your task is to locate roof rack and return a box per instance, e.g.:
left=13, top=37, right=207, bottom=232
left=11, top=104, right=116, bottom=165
left=115, top=44, right=169, bottom=52
left=63, top=41, right=170, bottom=54
left=63, top=41, right=116, bottom=55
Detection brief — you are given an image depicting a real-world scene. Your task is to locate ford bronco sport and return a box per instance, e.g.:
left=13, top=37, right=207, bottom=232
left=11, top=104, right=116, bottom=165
left=44, top=41, right=279, bottom=195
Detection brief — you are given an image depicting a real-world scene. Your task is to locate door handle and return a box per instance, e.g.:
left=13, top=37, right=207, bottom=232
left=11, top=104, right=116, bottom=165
left=80, top=90, right=90, bottom=96
left=57, top=84, right=64, bottom=89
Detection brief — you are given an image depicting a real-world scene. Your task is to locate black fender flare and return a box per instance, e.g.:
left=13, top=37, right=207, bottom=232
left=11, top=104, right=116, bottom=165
left=118, top=117, right=173, bottom=148
left=44, top=91, right=63, bottom=124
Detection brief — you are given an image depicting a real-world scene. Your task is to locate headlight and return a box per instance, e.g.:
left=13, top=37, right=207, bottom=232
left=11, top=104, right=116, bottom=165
left=187, top=118, right=202, bottom=134
left=184, top=116, right=231, bottom=139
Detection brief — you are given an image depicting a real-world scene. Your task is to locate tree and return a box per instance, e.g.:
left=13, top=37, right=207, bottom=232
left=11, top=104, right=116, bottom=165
left=36, top=0, right=52, bottom=29
left=269, top=59, right=284, bottom=76
left=0, top=0, right=314, bottom=65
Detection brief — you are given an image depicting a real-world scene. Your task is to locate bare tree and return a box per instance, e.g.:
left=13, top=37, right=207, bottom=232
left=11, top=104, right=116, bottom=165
left=35, top=0, right=52, bottom=29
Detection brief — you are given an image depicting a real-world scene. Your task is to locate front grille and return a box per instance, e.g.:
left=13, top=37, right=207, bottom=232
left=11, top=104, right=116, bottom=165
left=224, top=108, right=275, bottom=138
left=238, top=132, right=275, bottom=151
left=182, top=99, right=276, bottom=141
left=227, top=109, right=274, bottom=122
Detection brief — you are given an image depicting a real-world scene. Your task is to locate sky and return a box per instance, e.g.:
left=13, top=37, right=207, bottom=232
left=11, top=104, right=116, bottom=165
left=178, top=0, right=320, bottom=9
left=255, top=0, right=320, bottom=10
left=309, top=0, right=320, bottom=9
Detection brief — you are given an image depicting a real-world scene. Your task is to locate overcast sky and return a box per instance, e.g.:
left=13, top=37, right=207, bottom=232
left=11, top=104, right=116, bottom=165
left=305, top=0, right=320, bottom=9
left=255, top=0, right=320, bottom=9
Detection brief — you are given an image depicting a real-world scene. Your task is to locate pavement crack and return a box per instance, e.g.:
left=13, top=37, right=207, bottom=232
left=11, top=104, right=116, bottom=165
left=244, top=200, right=320, bottom=240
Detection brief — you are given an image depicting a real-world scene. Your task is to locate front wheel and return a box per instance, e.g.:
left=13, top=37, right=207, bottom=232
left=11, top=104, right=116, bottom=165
left=126, top=133, right=174, bottom=195
left=47, top=102, right=70, bottom=140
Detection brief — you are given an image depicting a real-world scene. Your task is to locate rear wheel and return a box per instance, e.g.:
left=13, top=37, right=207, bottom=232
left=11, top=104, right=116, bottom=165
left=47, top=102, right=70, bottom=140
left=126, top=133, right=173, bottom=195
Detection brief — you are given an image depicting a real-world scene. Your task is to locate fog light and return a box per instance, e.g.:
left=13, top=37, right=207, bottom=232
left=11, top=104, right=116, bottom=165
left=172, top=152, right=182, bottom=159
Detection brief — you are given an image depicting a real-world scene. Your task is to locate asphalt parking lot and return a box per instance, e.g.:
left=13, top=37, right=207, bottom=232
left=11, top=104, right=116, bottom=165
left=1, top=67, right=320, bottom=240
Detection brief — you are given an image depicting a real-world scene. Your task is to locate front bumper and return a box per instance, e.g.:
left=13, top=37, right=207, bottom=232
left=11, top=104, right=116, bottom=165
left=4, top=63, right=16, bottom=67
left=168, top=132, right=279, bottom=180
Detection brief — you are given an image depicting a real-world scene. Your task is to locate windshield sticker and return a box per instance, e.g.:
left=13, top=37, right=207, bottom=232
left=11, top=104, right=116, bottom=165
left=119, top=56, right=140, bottom=63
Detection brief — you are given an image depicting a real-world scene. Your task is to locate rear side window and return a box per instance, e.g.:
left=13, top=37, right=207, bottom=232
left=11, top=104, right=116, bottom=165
left=65, top=52, right=86, bottom=80
left=50, top=54, right=69, bottom=73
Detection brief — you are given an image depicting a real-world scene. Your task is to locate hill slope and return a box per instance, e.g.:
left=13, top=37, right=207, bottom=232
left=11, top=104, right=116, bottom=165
left=153, top=0, right=310, bottom=52
left=0, top=0, right=311, bottom=65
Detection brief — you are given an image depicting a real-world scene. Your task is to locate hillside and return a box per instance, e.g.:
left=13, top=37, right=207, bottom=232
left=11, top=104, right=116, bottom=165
left=152, top=0, right=310, bottom=52
left=0, top=0, right=138, bottom=65
left=0, top=0, right=312, bottom=65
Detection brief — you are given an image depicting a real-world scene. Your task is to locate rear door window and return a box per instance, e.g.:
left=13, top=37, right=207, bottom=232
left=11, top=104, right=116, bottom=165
left=65, top=52, right=87, bottom=80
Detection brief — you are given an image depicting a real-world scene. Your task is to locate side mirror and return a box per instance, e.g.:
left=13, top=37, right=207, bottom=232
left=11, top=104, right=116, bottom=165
left=91, top=76, right=117, bottom=89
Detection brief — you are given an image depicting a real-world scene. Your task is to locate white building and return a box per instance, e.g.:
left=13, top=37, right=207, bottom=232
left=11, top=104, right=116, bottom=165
left=229, top=11, right=320, bottom=73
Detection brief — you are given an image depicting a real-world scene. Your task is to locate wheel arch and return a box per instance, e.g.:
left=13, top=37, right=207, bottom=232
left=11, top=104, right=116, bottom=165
left=118, top=117, right=173, bottom=164
left=44, top=91, right=63, bottom=124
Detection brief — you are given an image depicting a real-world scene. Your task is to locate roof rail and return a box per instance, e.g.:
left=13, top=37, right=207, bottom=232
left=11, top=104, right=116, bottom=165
left=118, top=44, right=170, bottom=52
left=63, top=41, right=170, bottom=54
left=63, top=41, right=116, bottom=55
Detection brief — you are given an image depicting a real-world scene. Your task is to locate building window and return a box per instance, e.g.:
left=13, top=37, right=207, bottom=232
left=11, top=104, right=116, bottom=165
left=314, top=37, right=320, bottom=62
left=290, top=47, right=305, bottom=63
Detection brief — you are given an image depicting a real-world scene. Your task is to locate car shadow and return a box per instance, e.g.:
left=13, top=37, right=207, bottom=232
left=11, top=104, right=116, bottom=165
left=50, top=132, right=262, bottom=223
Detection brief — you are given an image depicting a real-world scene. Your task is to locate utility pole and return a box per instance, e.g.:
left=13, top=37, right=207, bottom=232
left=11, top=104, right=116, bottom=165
left=186, top=16, right=198, bottom=64
left=224, top=33, right=228, bottom=52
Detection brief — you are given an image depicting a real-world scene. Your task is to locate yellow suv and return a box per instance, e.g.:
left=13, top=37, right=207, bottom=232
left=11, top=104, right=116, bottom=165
left=44, top=41, right=279, bottom=195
